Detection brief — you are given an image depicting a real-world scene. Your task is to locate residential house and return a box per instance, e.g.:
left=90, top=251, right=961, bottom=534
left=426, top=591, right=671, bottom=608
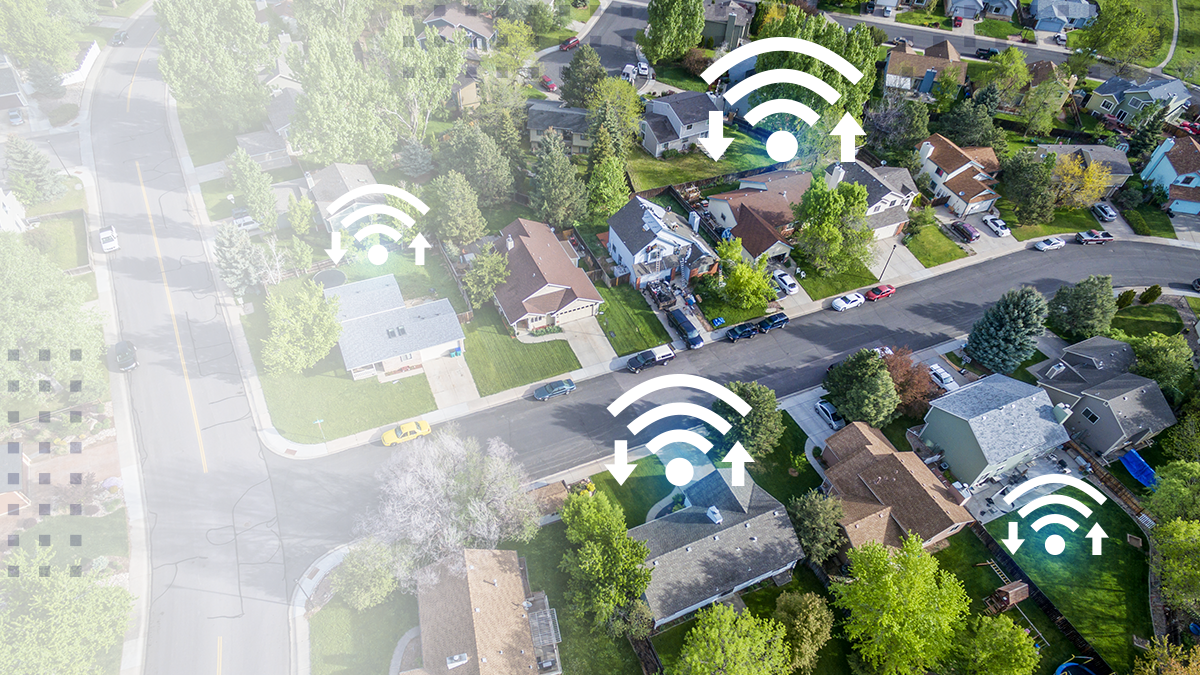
left=452, top=73, right=480, bottom=111
left=640, top=91, right=721, bottom=158
left=258, top=33, right=303, bottom=94
left=883, top=41, right=967, bottom=95
left=1036, top=143, right=1133, bottom=199
left=706, top=170, right=811, bottom=262
left=1084, top=76, right=1190, bottom=125
left=305, top=163, right=379, bottom=232
left=1012, top=60, right=1077, bottom=109
left=0, top=53, right=27, bottom=111
left=323, top=275, right=465, bottom=382
left=822, top=423, right=974, bottom=550
left=266, top=88, right=301, bottom=155
left=235, top=130, right=291, bottom=171
left=1141, top=135, right=1200, bottom=214
left=946, top=0, right=1018, bottom=20
left=915, top=134, right=1001, bottom=216
left=422, top=3, right=497, bottom=53
left=826, top=160, right=918, bottom=238
left=255, top=0, right=298, bottom=33
left=398, top=548, right=562, bottom=675
left=919, top=374, right=1071, bottom=487
left=0, top=188, right=29, bottom=233
left=527, top=101, right=592, bottom=155
left=701, top=0, right=753, bottom=48
left=492, top=218, right=603, bottom=330
left=2, top=444, right=30, bottom=514
left=1032, top=337, right=1177, bottom=458
left=605, top=197, right=719, bottom=288
left=627, top=468, right=804, bottom=628
left=1029, top=0, right=1097, bottom=31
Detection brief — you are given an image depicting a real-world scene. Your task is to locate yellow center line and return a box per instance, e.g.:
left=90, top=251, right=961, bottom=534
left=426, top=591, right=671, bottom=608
left=127, top=30, right=160, bottom=113
left=136, top=161, right=209, bottom=473
left=217, top=636, right=223, bottom=675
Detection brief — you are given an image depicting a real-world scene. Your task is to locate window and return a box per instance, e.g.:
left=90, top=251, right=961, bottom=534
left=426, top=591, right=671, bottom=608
left=1115, top=109, right=1129, bottom=122
left=1082, top=408, right=1099, bottom=423
left=1182, top=176, right=1195, bottom=185
left=1101, top=100, right=1114, bottom=111
left=1128, top=98, right=1145, bottom=110
left=934, top=167, right=945, bottom=177
left=685, top=124, right=693, bottom=130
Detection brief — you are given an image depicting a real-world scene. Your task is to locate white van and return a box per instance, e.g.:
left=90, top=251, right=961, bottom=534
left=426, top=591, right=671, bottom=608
left=622, top=64, right=637, bottom=82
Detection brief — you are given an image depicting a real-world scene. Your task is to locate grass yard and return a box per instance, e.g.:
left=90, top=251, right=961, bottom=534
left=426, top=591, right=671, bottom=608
left=25, top=177, right=86, bottom=217
left=200, top=178, right=238, bottom=222
left=653, top=65, right=709, bottom=92
left=1111, top=303, right=1184, bottom=337
left=795, top=259, right=878, bottom=301
left=716, top=414, right=821, bottom=508
left=700, top=182, right=740, bottom=197
left=571, top=0, right=601, bottom=21
left=1129, top=204, right=1177, bottom=238
left=592, top=453, right=674, bottom=524
left=896, top=1, right=953, bottom=30
left=985, top=486, right=1153, bottom=674
left=905, top=225, right=967, bottom=267
left=695, top=294, right=768, bottom=327
left=1189, top=296, right=1200, bottom=318
left=1011, top=349, right=1049, bottom=385
left=463, top=306, right=580, bottom=396
left=74, top=25, right=117, bottom=50
left=23, top=210, right=88, bottom=269
left=96, top=0, right=153, bottom=17
left=946, top=351, right=990, bottom=378
left=309, top=591, right=418, bottom=675
left=974, top=18, right=1022, bottom=38
left=1004, top=202, right=1099, bottom=241
left=1002, top=130, right=1041, bottom=157
left=1164, top=0, right=1200, bottom=83
left=14, top=508, right=129, bottom=569
left=966, top=60, right=997, bottom=83
left=880, top=414, right=923, bottom=452
left=339, top=248, right=466, bottom=313
left=479, top=200, right=538, bottom=234
left=535, top=27, right=576, bottom=51
left=625, top=130, right=775, bottom=192
left=596, top=284, right=672, bottom=357
left=179, top=108, right=244, bottom=167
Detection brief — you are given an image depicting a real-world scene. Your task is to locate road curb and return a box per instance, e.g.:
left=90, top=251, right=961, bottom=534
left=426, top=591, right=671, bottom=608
left=288, top=543, right=351, bottom=675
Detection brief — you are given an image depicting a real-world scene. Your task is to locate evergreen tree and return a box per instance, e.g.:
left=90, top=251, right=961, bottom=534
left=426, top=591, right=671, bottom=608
left=588, top=121, right=618, bottom=168
left=395, top=141, right=434, bottom=179
left=586, top=78, right=643, bottom=159
left=787, top=490, right=845, bottom=565
left=1128, top=105, right=1168, bottom=158
left=425, top=171, right=487, bottom=248
left=5, top=134, right=66, bottom=205
left=965, top=287, right=1048, bottom=374
left=213, top=223, right=265, bottom=298
left=972, top=82, right=1002, bottom=116
left=530, top=132, right=586, bottom=229
left=28, top=60, right=65, bottom=99
left=1048, top=275, right=1117, bottom=339
left=227, top=147, right=276, bottom=232
left=561, top=45, right=607, bottom=108
left=823, top=348, right=900, bottom=427
left=587, top=155, right=629, bottom=219
left=938, top=101, right=1006, bottom=150
left=439, top=121, right=514, bottom=205
left=1001, top=150, right=1055, bottom=226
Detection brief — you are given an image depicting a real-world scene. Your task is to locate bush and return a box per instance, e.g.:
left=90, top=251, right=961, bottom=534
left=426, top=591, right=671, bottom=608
left=1139, top=284, right=1163, bottom=304
left=1116, top=289, right=1137, bottom=309
left=48, top=104, right=78, bottom=127
left=1111, top=186, right=1144, bottom=211
left=869, top=25, right=889, bottom=46
left=682, top=47, right=712, bottom=76
left=1124, top=209, right=1151, bottom=235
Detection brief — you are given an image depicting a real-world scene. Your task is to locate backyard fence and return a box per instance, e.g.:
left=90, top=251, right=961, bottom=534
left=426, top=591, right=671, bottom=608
left=629, top=636, right=664, bottom=675
left=631, top=160, right=791, bottom=200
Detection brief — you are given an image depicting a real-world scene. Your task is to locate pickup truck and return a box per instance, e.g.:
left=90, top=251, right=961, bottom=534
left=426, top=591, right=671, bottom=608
left=976, top=47, right=1000, bottom=60
left=1076, top=229, right=1115, bottom=245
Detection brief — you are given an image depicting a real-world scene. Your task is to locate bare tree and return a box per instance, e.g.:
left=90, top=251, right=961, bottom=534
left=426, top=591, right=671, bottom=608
left=258, top=235, right=290, bottom=287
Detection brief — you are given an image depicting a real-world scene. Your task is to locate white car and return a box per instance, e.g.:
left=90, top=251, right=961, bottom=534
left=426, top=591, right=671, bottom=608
left=929, top=364, right=961, bottom=392
left=981, top=214, right=1009, bottom=237
left=638, top=61, right=650, bottom=77
left=831, top=292, right=865, bottom=311
left=8, top=109, right=23, bottom=126
left=622, top=64, right=637, bottom=82
left=99, top=227, right=119, bottom=252
left=231, top=207, right=259, bottom=231
left=1034, top=236, right=1065, bottom=251
left=772, top=269, right=800, bottom=295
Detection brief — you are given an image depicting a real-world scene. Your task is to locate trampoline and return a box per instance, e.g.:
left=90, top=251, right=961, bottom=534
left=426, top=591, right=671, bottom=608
left=1119, top=450, right=1157, bottom=488
left=1055, top=657, right=1098, bottom=675
left=312, top=269, right=346, bottom=289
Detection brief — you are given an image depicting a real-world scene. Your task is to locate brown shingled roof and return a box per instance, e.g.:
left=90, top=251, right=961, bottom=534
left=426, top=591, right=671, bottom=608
left=886, top=50, right=966, bottom=85
left=920, top=133, right=982, bottom=174
left=492, top=218, right=602, bottom=326
left=962, top=146, right=1000, bottom=174
left=1169, top=183, right=1200, bottom=204
left=923, top=40, right=961, bottom=61
left=944, top=171, right=998, bottom=203
left=707, top=171, right=812, bottom=229
left=732, top=205, right=792, bottom=259
left=1165, top=135, right=1200, bottom=175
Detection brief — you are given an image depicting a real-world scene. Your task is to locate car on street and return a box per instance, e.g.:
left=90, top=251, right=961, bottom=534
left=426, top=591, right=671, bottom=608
left=1091, top=203, right=1118, bottom=222
left=815, top=400, right=846, bottom=430
left=756, top=312, right=789, bottom=333
left=1034, top=237, right=1065, bottom=251
left=976, top=47, right=1000, bottom=59
left=982, top=214, right=1009, bottom=237
left=560, top=36, right=579, bottom=50
left=929, top=364, right=960, bottom=391
left=832, top=292, right=865, bottom=311
left=865, top=284, right=895, bottom=301
left=953, top=15, right=963, bottom=26
left=772, top=269, right=800, bottom=295
left=638, top=61, right=650, bottom=77
left=8, top=109, right=23, bottom=126
left=668, top=308, right=704, bottom=349
left=99, top=226, right=119, bottom=253
left=382, top=420, right=432, bottom=446
left=622, top=64, right=637, bottom=82
left=626, top=345, right=675, bottom=373
left=115, top=341, right=138, bottom=372
left=1076, top=229, right=1115, bottom=245
left=534, top=378, right=576, bottom=401
left=725, top=323, right=760, bottom=343
left=1193, top=278, right=1200, bottom=292
left=111, top=30, right=128, bottom=45
left=541, top=75, right=558, bottom=92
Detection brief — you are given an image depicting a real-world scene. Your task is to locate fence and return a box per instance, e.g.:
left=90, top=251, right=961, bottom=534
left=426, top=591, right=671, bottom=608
left=631, top=160, right=791, bottom=200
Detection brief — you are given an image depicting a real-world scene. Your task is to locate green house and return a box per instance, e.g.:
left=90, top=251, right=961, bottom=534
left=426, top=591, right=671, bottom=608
left=1083, top=76, right=1190, bottom=125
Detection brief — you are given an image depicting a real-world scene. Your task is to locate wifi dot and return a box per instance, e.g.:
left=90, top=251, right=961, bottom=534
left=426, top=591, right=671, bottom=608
left=1044, top=534, right=1066, bottom=556
left=367, top=244, right=389, bottom=266
left=765, top=130, right=799, bottom=163
left=665, top=458, right=694, bottom=487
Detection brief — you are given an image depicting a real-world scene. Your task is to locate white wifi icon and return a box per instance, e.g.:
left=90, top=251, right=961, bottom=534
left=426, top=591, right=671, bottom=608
left=324, top=184, right=432, bottom=266
left=606, top=375, right=754, bottom=488
left=1001, top=475, right=1109, bottom=556
left=698, top=37, right=866, bottom=163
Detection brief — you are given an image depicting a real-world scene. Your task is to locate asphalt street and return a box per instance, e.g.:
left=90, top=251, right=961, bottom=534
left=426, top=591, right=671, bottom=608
left=540, top=2, right=647, bottom=82
left=828, top=14, right=1072, bottom=63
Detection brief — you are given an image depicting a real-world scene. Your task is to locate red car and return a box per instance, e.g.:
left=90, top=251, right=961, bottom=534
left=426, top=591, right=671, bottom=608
left=560, top=37, right=580, bottom=50
left=541, top=75, right=558, bottom=92
left=865, top=285, right=896, bottom=301
left=953, top=15, right=963, bottom=26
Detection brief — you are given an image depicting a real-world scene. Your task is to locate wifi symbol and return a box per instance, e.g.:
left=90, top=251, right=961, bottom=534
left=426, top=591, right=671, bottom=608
left=324, top=184, right=432, bottom=266
left=1000, top=474, right=1109, bottom=556
left=605, top=375, right=754, bottom=488
left=698, top=37, right=866, bottom=163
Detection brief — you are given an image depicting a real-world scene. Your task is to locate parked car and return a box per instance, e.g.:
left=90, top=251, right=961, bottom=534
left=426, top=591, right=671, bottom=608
left=826, top=360, right=842, bottom=373
left=1193, top=278, right=1200, bottom=292
left=772, top=269, right=800, bottom=295
left=953, top=15, right=963, bottom=27
left=982, top=214, right=1010, bottom=237
left=865, top=284, right=895, bottom=301
left=1091, top=203, right=1118, bottom=222
left=541, top=75, right=558, bottom=92
left=929, top=364, right=960, bottom=391
left=111, top=30, right=128, bottom=45
left=725, top=323, right=760, bottom=343
left=627, top=345, right=675, bottom=373
left=638, top=61, right=650, bottom=77
left=882, top=5, right=891, bottom=15
left=534, top=379, right=576, bottom=401
left=832, top=292, right=866, bottom=312
left=756, top=312, right=790, bottom=333
left=865, top=0, right=875, bottom=12
left=668, top=309, right=703, bottom=349
left=8, top=109, right=23, bottom=126
left=382, top=420, right=432, bottom=446
left=815, top=400, right=846, bottom=430
left=950, top=220, right=981, bottom=243
left=560, top=36, right=580, bottom=50
left=1076, top=229, right=1115, bottom=245
left=1055, top=32, right=1068, bottom=45
left=622, top=64, right=637, bottom=82
left=1035, top=237, right=1065, bottom=251
left=231, top=207, right=259, bottom=231
left=99, top=226, right=119, bottom=253
left=115, top=341, right=138, bottom=372
left=976, top=47, right=1000, bottom=59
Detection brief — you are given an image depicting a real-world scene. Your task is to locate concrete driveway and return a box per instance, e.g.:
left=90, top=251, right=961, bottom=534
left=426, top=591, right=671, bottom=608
left=539, top=2, right=646, bottom=82
left=1168, top=212, right=1200, bottom=245
left=781, top=387, right=840, bottom=448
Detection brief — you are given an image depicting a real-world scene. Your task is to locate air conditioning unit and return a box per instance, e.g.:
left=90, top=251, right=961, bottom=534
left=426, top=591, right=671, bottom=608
left=447, top=654, right=470, bottom=670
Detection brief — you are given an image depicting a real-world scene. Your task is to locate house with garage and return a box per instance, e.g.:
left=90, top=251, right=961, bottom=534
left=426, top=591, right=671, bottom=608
left=1029, top=0, right=1097, bottom=31
left=826, top=160, right=918, bottom=239
left=701, top=0, right=753, bottom=48
left=422, top=3, right=497, bottom=53
left=706, top=170, right=810, bottom=263
left=1032, top=337, right=1177, bottom=458
left=492, top=218, right=603, bottom=331
left=1141, top=135, right=1200, bottom=214
left=883, top=41, right=967, bottom=95
left=640, top=91, right=721, bottom=158
left=945, top=0, right=1017, bottom=19
left=627, top=468, right=804, bottom=628
left=1036, top=143, right=1133, bottom=199
left=605, top=197, right=719, bottom=289
left=304, top=163, right=379, bottom=232
left=919, top=374, right=1071, bottom=487
left=915, top=133, right=1000, bottom=217
left=1083, top=76, right=1190, bottom=125
left=822, top=423, right=973, bottom=550
left=324, top=275, right=465, bottom=383
left=527, top=101, right=592, bottom=155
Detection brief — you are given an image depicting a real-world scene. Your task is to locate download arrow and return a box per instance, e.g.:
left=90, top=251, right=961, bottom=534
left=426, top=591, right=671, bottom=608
left=325, top=230, right=348, bottom=265
left=724, top=442, right=754, bottom=487
left=1001, top=521, right=1024, bottom=553
left=1085, top=522, right=1108, bottom=556
left=830, top=112, right=865, bottom=163
left=606, top=440, right=637, bottom=485
left=409, top=232, right=432, bottom=266
left=698, top=110, right=734, bottom=161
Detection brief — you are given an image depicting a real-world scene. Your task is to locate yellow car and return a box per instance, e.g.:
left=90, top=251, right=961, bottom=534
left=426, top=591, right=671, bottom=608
left=382, top=421, right=432, bottom=446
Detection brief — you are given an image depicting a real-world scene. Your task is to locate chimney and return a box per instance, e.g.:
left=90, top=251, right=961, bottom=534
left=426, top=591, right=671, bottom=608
left=1053, top=403, right=1073, bottom=424
left=506, top=234, right=514, bottom=251
left=919, top=141, right=934, bottom=163
left=707, top=506, right=723, bottom=524
left=689, top=211, right=700, bottom=233
left=826, top=164, right=845, bottom=191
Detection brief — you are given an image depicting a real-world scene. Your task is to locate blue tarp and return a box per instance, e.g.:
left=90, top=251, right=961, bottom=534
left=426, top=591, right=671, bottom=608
left=1120, top=450, right=1158, bottom=488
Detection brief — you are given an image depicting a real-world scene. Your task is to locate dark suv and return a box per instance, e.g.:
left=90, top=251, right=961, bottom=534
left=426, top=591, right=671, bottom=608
left=725, top=323, right=759, bottom=343
left=976, top=47, right=999, bottom=59
left=756, top=313, right=789, bottom=333
left=668, top=309, right=704, bottom=349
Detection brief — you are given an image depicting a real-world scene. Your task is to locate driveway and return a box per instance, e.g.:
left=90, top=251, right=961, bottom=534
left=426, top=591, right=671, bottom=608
left=781, top=387, right=839, bottom=448
left=539, top=2, right=646, bottom=82
left=1169, top=212, right=1200, bottom=246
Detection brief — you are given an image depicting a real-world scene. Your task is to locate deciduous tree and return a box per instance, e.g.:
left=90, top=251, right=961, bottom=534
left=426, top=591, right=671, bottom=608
left=773, top=591, right=834, bottom=674
left=531, top=131, right=586, bottom=228
left=287, top=193, right=315, bottom=236
left=331, top=538, right=398, bottom=611
left=1080, top=0, right=1164, bottom=76
left=439, top=121, right=514, bottom=205
left=638, top=0, right=704, bottom=64
left=948, top=614, right=1041, bottom=675
left=291, top=238, right=314, bottom=273
left=375, top=17, right=467, bottom=144
left=587, top=77, right=644, bottom=159
left=938, top=101, right=1006, bottom=150
left=713, top=380, right=784, bottom=459
left=1132, top=637, right=1200, bottom=675
left=980, top=47, right=1030, bottom=100
left=787, top=490, right=845, bottom=565
left=214, top=223, right=266, bottom=298
left=1164, top=412, right=1200, bottom=462
left=1001, top=150, right=1055, bottom=226
left=561, top=45, right=606, bottom=108
left=793, top=178, right=873, bottom=274
left=587, top=155, right=629, bottom=219
left=227, top=147, right=277, bottom=232
left=824, top=348, right=900, bottom=428
left=1152, top=517, right=1200, bottom=613
left=931, top=64, right=964, bottom=113
left=865, top=92, right=930, bottom=160
left=464, top=248, right=510, bottom=309
left=1128, top=331, right=1194, bottom=392
left=721, top=251, right=776, bottom=310
left=965, top=286, right=1048, bottom=374
left=0, top=0, right=77, bottom=70
left=425, top=170, right=487, bottom=247
left=1049, top=153, right=1111, bottom=209
left=1063, top=51, right=1096, bottom=80
left=1047, top=274, right=1117, bottom=339
left=677, top=603, right=791, bottom=675
left=489, top=18, right=535, bottom=76
left=1020, top=79, right=1068, bottom=136
left=261, top=279, right=341, bottom=374
left=1143, top=461, right=1200, bottom=522
left=883, top=346, right=942, bottom=417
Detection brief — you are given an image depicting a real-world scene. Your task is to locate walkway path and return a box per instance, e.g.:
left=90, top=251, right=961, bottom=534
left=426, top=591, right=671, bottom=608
left=389, top=626, right=421, bottom=675
left=1153, top=0, right=1182, bottom=72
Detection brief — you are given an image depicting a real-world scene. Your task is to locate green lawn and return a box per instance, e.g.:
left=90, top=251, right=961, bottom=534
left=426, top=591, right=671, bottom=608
left=309, top=591, right=418, bottom=675
left=653, top=65, right=709, bottom=92
left=880, top=414, right=923, bottom=452
left=268, top=164, right=306, bottom=183
left=199, top=178, right=238, bottom=222
left=796, top=259, right=878, bottom=301
left=15, top=508, right=129, bottom=569
left=463, top=306, right=581, bottom=396
left=1011, top=349, right=1049, bottom=385
left=905, top=226, right=967, bottom=267
left=596, top=283, right=672, bottom=357
left=716, top=414, right=820, bottom=509
left=74, top=25, right=118, bottom=50
left=695, top=294, right=768, bottom=327
left=700, top=182, right=740, bottom=197
left=1111, top=303, right=1184, bottom=337
left=1002, top=130, right=1041, bottom=157
left=25, top=177, right=86, bottom=217
left=535, top=27, right=577, bottom=50
left=78, top=271, right=99, bottom=303
left=592, top=453, right=675, bottom=524
left=946, top=351, right=990, bottom=377
left=974, top=18, right=1022, bottom=38
left=23, top=210, right=88, bottom=269
left=966, top=60, right=998, bottom=83
left=571, top=0, right=601, bottom=21
left=96, top=0, right=153, bottom=17
left=1164, top=0, right=1200, bottom=83
left=625, top=130, right=776, bottom=192
left=179, top=108, right=243, bottom=167
left=896, top=2, right=953, bottom=30
left=1188, top=296, right=1200, bottom=318
left=1005, top=202, right=1099, bottom=241
left=985, top=487, right=1154, bottom=673
left=1129, top=204, right=1177, bottom=238
left=479, top=200, right=539, bottom=234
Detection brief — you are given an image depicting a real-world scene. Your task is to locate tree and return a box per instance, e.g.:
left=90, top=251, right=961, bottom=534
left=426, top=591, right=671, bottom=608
left=375, top=17, right=468, bottom=144
left=291, top=238, right=314, bottom=273
left=713, top=380, right=784, bottom=459
left=938, top=101, right=1006, bottom=150
left=559, top=491, right=653, bottom=633
left=1000, top=150, right=1055, bottom=226
left=1020, top=79, right=1068, bottom=136
left=587, top=155, right=629, bottom=219
left=972, top=82, right=1002, bottom=116
left=524, top=1, right=556, bottom=35
left=713, top=241, right=775, bottom=310
left=865, top=92, right=930, bottom=159
left=883, top=347, right=942, bottom=417
left=638, top=0, right=704, bottom=64
left=360, top=427, right=541, bottom=589
left=1143, top=461, right=1200, bottom=522
left=395, top=140, right=434, bottom=179
left=979, top=47, right=1029, bottom=100
left=1048, top=275, right=1117, bottom=339
left=682, top=47, right=713, bottom=76
left=965, top=287, right=1048, bottom=374
left=832, top=534, right=969, bottom=675
left=1152, top=518, right=1200, bottom=613
left=1049, top=153, right=1111, bottom=209
left=793, top=178, right=873, bottom=274
left=157, top=0, right=268, bottom=129
left=258, top=235, right=291, bottom=286
left=214, top=223, right=265, bottom=298
left=587, top=77, right=644, bottom=159
left=561, top=45, right=606, bottom=108
left=773, top=591, right=834, bottom=674
left=787, top=490, right=845, bottom=565
left=1063, top=51, right=1096, bottom=80
left=1129, top=331, right=1193, bottom=392
left=464, top=248, right=511, bottom=309
left=824, top=349, right=900, bottom=428
left=0, top=0, right=77, bottom=70
left=4, top=133, right=65, bottom=205
left=676, top=603, right=791, bottom=675
left=287, top=193, right=315, bottom=236
left=489, top=18, right=535, bottom=76
left=1164, top=412, right=1200, bottom=462
left=948, top=614, right=1041, bottom=675
left=294, top=0, right=371, bottom=38
left=531, top=132, right=586, bottom=229
left=931, top=64, right=964, bottom=113
left=227, top=147, right=277, bottom=232
left=261, top=279, right=341, bottom=374
left=1133, top=637, right=1200, bottom=675
left=330, top=538, right=398, bottom=611
left=28, top=59, right=65, bottom=99
left=439, top=121, right=514, bottom=205
left=425, top=171, right=487, bottom=247
left=1079, top=0, right=1164, bottom=76
left=1129, top=104, right=1169, bottom=158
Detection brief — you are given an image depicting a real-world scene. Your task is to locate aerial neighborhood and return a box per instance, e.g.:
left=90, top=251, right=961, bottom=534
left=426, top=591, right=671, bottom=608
left=4, top=0, right=1200, bottom=673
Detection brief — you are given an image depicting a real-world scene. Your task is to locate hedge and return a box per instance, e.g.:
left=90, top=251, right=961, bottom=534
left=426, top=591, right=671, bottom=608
left=1123, top=210, right=1151, bottom=236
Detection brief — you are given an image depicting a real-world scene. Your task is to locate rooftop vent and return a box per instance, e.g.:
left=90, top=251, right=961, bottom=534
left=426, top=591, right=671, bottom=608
left=1047, top=363, right=1066, bottom=379
left=447, top=654, right=470, bottom=670
left=707, top=506, right=723, bottom=524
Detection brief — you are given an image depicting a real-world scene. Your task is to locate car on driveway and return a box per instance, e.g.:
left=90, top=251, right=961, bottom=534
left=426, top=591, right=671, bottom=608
left=541, top=75, right=558, bottom=92
left=638, top=61, right=650, bottom=77
left=99, top=226, right=119, bottom=253
left=772, top=269, right=800, bottom=295
left=111, top=30, right=128, bottom=45
left=953, top=15, right=963, bottom=26
left=115, top=341, right=138, bottom=372
left=560, top=36, right=579, bottom=50
left=976, top=47, right=999, bottom=59
left=1035, top=237, right=1065, bottom=251
left=1091, top=203, right=1118, bottom=222
left=865, top=0, right=875, bottom=12
left=832, top=292, right=865, bottom=311
left=865, top=284, right=895, bottom=301
left=725, top=323, right=760, bottom=343
left=534, top=379, right=576, bottom=401
left=232, top=207, right=259, bottom=230
left=929, top=364, right=960, bottom=391
left=982, top=214, right=1009, bottom=237
left=816, top=399, right=846, bottom=430
left=1055, top=32, right=1068, bottom=45
left=756, top=312, right=789, bottom=333
left=1076, top=229, right=1114, bottom=245
left=382, top=420, right=431, bottom=446
left=8, top=109, right=23, bottom=126
left=668, top=309, right=704, bottom=349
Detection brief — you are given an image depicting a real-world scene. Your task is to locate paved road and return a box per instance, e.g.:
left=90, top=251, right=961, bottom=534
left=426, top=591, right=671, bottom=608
left=540, top=2, right=647, bottom=82
left=828, top=14, right=1074, bottom=64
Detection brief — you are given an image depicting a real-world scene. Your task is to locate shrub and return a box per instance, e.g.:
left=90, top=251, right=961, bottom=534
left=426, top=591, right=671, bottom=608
left=1139, top=284, right=1162, bottom=304
left=1111, top=186, right=1144, bottom=211
left=869, top=26, right=889, bottom=46
left=48, top=104, right=78, bottom=126
left=1124, top=209, right=1151, bottom=235
left=1116, top=289, right=1137, bottom=309
left=682, top=47, right=712, bottom=76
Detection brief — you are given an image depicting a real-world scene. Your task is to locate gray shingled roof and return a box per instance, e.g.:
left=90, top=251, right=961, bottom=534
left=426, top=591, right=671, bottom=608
left=1128, top=78, right=1190, bottom=102
left=1092, top=373, right=1177, bottom=438
left=608, top=197, right=666, bottom=256
left=1036, top=144, right=1133, bottom=176
left=703, top=0, right=752, bottom=26
left=236, top=130, right=286, bottom=156
left=527, top=101, right=590, bottom=135
left=643, top=112, right=679, bottom=145
left=266, top=88, right=300, bottom=134
left=929, top=374, right=1069, bottom=464
left=1092, top=76, right=1134, bottom=98
left=1033, top=336, right=1137, bottom=394
left=654, top=91, right=719, bottom=126
left=827, top=161, right=914, bottom=207
left=1031, top=0, right=1097, bottom=20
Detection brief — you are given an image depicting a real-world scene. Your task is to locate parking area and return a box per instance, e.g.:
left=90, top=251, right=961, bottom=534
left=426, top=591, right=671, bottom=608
left=539, top=2, right=647, bottom=83
left=938, top=207, right=1026, bottom=257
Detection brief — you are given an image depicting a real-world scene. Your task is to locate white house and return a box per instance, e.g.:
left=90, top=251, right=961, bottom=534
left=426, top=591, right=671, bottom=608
left=640, top=91, right=721, bottom=158
left=826, top=161, right=918, bottom=238
left=915, top=134, right=1001, bottom=216
left=606, top=197, right=718, bottom=289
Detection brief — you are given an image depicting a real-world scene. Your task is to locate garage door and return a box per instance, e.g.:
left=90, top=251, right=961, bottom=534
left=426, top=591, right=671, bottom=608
left=873, top=223, right=902, bottom=239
